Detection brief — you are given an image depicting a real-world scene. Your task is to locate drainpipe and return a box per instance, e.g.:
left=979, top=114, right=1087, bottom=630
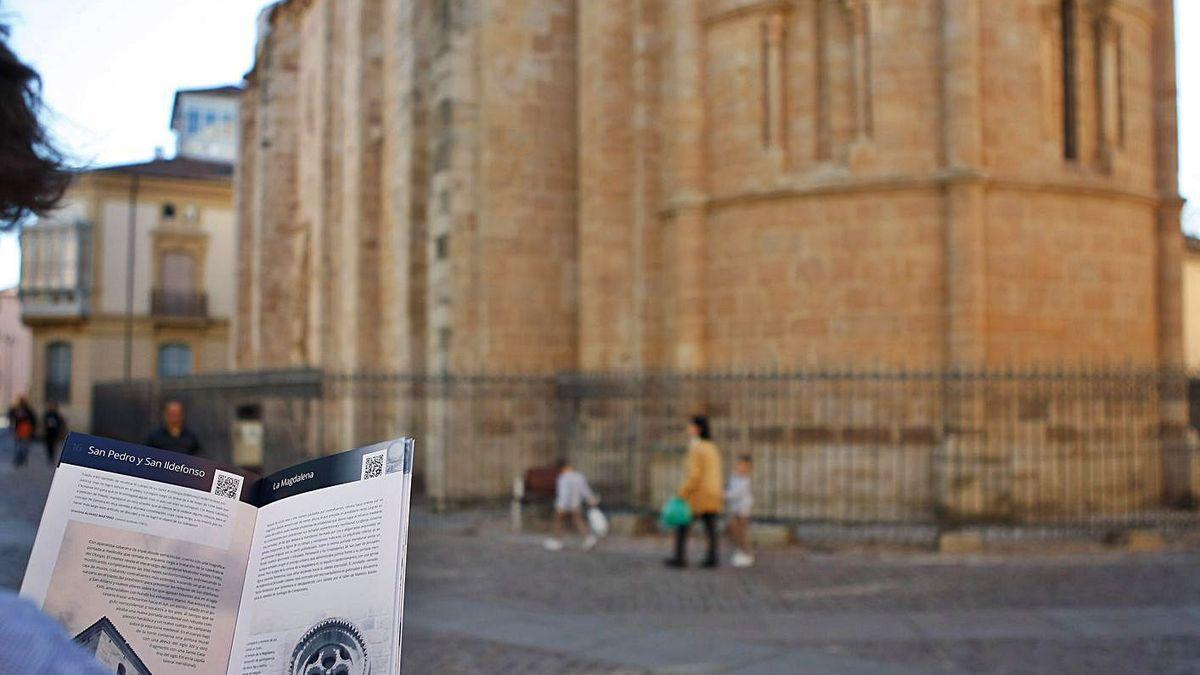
left=124, top=173, right=139, bottom=381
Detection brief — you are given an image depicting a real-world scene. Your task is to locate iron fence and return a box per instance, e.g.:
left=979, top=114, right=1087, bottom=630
left=92, top=368, right=1200, bottom=536
left=91, top=369, right=323, bottom=471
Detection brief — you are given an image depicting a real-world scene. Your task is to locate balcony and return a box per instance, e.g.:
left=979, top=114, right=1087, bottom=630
left=19, top=220, right=92, bottom=321
left=151, top=288, right=208, bottom=319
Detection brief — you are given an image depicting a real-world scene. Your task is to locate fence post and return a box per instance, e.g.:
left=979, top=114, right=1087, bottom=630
left=511, top=475, right=524, bottom=532
left=1162, top=368, right=1195, bottom=508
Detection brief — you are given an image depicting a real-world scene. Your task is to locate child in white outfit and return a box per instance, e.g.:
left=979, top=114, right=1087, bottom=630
left=725, top=455, right=755, bottom=567
left=544, top=458, right=599, bottom=551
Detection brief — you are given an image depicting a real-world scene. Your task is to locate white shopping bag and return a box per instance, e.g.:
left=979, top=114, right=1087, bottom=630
left=587, top=507, right=609, bottom=537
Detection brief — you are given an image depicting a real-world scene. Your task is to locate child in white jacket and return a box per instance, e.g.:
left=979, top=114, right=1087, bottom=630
left=544, top=458, right=599, bottom=551
left=725, top=455, right=754, bottom=567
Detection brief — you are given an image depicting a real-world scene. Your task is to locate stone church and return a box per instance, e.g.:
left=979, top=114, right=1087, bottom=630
left=235, top=0, right=1183, bottom=376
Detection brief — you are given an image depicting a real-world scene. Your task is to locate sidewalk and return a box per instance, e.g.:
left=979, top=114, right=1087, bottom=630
left=402, top=517, right=1200, bottom=674
left=407, top=594, right=956, bottom=674
left=405, top=592, right=1200, bottom=674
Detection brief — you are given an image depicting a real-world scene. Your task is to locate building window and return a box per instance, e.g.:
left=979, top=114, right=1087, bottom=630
left=161, top=251, right=195, bottom=293
left=205, top=111, right=216, bottom=126
left=158, top=343, right=193, bottom=378
left=1061, top=0, right=1078, bottom=161
left=435, top=234, right=450, bottom=260
left=155, top=251, right=202, bottom=316
left=187, top=110, right=200, bottom=133
left=162, top=203, right=177, bottom=219
left=439, top=99, right=453, bottom=128
left=45, top=342, right=71, bottom=404
left=438, top=0, right=452, bottom=37
left=433, top=138, right=452, bottom=172
left=118, top=664, right=126, bottom=675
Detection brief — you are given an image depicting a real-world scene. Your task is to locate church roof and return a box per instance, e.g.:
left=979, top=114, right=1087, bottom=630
left=73, top=616, right=152, bottom=674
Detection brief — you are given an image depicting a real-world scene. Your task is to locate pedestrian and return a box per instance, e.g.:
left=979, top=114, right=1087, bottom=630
left=42, top=400, right=65, bottom=464
left=543, top=458, right=599, bottom=552
left=142, top=400, right=202, bottom=455
left=726, top=455, right=755, bottom=568
left=665, top=415, right=723, bottom=569
left=7, top=396, right=35, bottom=467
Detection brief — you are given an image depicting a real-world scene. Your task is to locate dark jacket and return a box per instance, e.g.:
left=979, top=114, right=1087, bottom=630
left=42, top=410, right=65, bottom=441
left=142, top=426, right=201, bottom=456
left=7, top=404, right=35, bottom=440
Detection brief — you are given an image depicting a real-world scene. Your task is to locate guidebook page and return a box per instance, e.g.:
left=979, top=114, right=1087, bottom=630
left=20, top=433, right=258, bottom=674
left=227, top=439, right=414, bottom=675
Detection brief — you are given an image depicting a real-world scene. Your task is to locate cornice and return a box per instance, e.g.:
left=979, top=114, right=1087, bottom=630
left=660, top=171, right=1163, bottom=216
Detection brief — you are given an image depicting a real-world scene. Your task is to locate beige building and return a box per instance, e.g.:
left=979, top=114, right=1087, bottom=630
left=19, top=87, right=239, bottom=429
left=236, top=0, right=1184, bottom=376
left=0, top=288, right=32, bottom=409
left=170, top=86, right=242, bottom=164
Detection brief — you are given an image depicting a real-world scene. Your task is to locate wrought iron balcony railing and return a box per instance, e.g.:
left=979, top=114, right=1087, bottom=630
left=151, top=288, right=208, bottom=318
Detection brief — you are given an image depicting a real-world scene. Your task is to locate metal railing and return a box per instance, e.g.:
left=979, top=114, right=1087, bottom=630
left=92, top=368, right=1200, bottom=536
left=150, top=288, right=208, bottom=318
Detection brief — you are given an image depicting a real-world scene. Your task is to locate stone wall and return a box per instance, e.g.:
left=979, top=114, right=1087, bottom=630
left=236, top=0, right=1182, bottom=376
left=230, top=0, right=1187, bottom=505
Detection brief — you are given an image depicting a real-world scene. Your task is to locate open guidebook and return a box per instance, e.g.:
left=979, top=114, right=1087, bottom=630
left=20, top=431, right=415, bottom=675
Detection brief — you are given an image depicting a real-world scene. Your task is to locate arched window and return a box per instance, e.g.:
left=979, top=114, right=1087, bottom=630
left=1061, top=0, right=1078, bottom=160
left=158, top=343, right=193, bottom=378
left=45, top=342, right=71, bottom=404
left=117, top=664, right=126, bottom=675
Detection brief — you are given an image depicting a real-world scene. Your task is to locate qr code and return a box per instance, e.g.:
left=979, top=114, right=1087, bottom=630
left=211, top=469, right=244, bottom=500
left=361, top=450, right=386, bottom=481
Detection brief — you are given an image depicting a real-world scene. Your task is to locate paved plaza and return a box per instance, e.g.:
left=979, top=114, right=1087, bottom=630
left=2, top=443, right=1200, bottom=673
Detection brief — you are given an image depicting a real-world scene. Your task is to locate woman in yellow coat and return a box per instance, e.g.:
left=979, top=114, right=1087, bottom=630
left=666, top=415, right=723, bottom=568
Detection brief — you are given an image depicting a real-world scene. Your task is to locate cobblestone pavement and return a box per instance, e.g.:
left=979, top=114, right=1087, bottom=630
left=401, top=627, right=647, bottom=675
left=406, top=526, right=1200, bottom=615
left=402, top=524, right=1200, bottom=674
left=3, top=447, right=1200, bottom=673
left=0, top=437, right=54, bottom=590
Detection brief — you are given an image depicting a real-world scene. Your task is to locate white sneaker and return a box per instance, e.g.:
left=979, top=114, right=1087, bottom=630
left=731, top=550, right=755, bottom=568
left=543, top=538, right=564, bottom=551
left=582, top=534, right=598, bottom=551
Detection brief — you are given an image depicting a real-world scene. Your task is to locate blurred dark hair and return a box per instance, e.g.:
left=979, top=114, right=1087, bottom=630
left=0, top=24, right=69, bottom=230
left=737, top=454, right=752, bottom=464
left=555, top=457, right=569, bottom=470
left=691, top=415, right=711, bottom=440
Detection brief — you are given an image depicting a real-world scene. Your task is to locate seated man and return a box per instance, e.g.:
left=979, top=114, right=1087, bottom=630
left=142, top=400, right=202, bottom=455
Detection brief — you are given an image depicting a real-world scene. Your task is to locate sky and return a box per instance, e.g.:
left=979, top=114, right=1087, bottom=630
left=0, top=0, right=1197, bottom=289
left=0, top=0, right=272, bottom=288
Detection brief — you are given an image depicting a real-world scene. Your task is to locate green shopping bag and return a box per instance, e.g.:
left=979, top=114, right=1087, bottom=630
left=660, top=496, right=693, bottom=528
